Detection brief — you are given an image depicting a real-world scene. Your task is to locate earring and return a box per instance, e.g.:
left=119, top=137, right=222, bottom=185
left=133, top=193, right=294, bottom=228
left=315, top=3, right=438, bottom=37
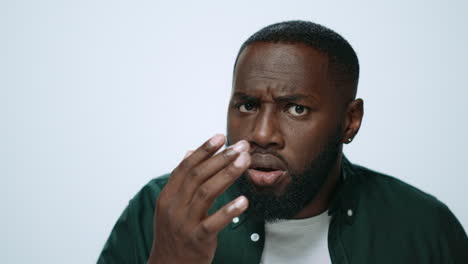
left=348, top=138, right=353, bottom=142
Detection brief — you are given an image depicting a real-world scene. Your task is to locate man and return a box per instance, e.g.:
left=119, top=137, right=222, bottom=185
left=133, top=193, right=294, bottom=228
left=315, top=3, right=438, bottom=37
left=98, top=20, right=468, bottom=263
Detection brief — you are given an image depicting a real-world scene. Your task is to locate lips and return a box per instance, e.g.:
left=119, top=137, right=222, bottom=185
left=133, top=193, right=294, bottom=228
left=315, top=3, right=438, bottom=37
left=247, top=153, right=287, bottom=186
left=249, top=153, right=286, bottom=170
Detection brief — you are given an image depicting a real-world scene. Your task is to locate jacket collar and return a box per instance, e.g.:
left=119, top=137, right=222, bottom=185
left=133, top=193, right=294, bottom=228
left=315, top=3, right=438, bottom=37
left=327, top=154, right=361, bottom=225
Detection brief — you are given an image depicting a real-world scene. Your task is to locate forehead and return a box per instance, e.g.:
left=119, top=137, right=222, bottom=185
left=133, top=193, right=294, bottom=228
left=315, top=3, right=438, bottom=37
left=233, top=42, right=331, bottom=97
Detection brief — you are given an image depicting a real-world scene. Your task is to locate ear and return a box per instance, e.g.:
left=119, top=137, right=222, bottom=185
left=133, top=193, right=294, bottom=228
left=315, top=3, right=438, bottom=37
left=342, top=98, right=364, bottom=144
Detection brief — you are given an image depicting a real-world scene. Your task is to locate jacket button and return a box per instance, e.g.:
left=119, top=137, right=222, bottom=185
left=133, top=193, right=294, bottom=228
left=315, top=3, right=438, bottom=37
left=250, top=233, right=260, bottom=242
left=347, top=209, right=353, bottom=217
left=232, top=217, right=239, bottom=224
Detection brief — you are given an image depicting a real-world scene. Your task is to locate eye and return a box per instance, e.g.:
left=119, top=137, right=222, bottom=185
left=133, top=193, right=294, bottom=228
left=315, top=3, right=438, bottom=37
left=286, top=104, right=309, bottom=116
left=238, top=102, right=257, bottom=113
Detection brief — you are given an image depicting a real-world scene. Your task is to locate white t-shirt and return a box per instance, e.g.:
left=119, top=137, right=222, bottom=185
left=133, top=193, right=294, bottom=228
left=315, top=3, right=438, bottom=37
left=260, top=210, right=332, bottom=264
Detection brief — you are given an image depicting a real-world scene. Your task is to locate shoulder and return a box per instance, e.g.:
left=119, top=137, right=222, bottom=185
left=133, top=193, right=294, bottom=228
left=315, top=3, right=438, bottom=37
left=97, top=173, right=172, bottom=263
left=141, top=173, right=171, bottom=194
left=349, top=162, right=468, bottom=259
left=351, top=163, right=464, bottom=235
left=130, top=173, right=171, bottom=204
left=354, top=164, right=442, bottom=210
left=124, top=172, right=173, bottom=220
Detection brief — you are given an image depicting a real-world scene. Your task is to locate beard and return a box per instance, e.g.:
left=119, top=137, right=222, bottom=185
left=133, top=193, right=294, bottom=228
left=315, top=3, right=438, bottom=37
left=230, top=125, right=342, bottom=222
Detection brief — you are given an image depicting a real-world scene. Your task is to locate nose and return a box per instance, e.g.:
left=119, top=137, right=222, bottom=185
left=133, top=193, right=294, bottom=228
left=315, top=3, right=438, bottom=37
left=249, top=106, right=284, bottom=149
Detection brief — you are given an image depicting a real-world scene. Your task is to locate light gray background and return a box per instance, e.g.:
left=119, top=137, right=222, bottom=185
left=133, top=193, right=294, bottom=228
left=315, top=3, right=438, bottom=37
left=1, top=0, right=467, bottom=263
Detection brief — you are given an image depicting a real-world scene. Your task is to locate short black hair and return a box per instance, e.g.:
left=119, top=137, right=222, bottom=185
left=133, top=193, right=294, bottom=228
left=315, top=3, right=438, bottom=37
left=234, top=20, right=359, bottom=99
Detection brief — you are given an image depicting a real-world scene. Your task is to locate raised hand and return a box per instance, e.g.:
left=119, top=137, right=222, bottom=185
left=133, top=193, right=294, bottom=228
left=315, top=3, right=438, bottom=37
left=148, top=134, right=250, bottom=264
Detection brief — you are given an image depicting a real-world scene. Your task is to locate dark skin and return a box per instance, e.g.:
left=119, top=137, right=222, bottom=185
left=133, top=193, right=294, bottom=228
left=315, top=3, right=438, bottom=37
left=228, top=42, right=363, bottom=217
left=148, top=42, right=363, bottom=264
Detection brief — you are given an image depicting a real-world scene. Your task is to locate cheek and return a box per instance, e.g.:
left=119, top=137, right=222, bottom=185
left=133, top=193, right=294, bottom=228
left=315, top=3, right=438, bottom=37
left=282, top=130, right=317, bottom=172
left=280, top=118, right=332, bottom=171
left=226, top=110, right=250, bottom=143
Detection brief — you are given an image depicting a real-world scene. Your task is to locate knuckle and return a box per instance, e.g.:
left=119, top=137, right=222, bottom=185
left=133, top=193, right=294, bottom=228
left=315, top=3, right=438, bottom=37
left=189, top=168, right=201, bottom=179
left=199, top=222, right=213, bottom=236
left=220, top=150, right=232, bottom=162
left=201, top=141, right=214, bottom=153
left=196, top=185, right=212, bottom=201
left=178, top=159, right=191, bottom=171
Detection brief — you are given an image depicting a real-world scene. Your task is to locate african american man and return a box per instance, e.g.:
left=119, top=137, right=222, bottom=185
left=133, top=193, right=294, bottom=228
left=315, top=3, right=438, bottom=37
left=97, top=20, right=468, bottom=264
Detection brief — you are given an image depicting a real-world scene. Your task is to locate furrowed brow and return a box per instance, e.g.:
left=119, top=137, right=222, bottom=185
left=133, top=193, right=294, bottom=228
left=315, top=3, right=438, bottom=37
left=274, top=94, right=318, bottom=104
left=232, top=92, right=260, bottom=102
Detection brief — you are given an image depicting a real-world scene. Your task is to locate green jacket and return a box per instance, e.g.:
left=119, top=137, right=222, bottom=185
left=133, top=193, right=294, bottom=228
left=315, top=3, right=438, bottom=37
left=98, top=155, right=468, bottom=263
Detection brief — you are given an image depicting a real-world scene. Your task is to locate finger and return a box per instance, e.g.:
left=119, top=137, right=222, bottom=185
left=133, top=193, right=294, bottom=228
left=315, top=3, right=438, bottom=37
left=166, top=134, right=225, bottom=190
left=189, top=151, right=251, bottom=217
left=183, top=150, right=194, bottom=159
left=182, top=133, right=226, bottom=169
left=194, top=195, right=248, bottom=241
left=180, top=140, right=249, bottom=201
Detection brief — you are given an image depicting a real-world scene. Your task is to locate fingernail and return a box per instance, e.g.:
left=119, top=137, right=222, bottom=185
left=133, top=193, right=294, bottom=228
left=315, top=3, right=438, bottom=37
left=234, top=152, right=249, bottom=167
left=232, top=140, right=249, bottom=153
left=228, top=196, right=247, bottom=212
left=209, top=134, right=224, bottom=147
left=184, top=150, right=194, bottom=159
left=233, top=196, right=247, bottom=209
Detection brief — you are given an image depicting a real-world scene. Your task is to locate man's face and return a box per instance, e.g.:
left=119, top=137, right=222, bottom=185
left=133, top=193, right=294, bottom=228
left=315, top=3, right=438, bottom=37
left=227, top=42, right=345, bottom=221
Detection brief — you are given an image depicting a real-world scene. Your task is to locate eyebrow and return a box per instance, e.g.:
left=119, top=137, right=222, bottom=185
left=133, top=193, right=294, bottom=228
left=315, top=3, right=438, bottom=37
left=232, top=92, right=319, bottom=104
left=232, top=92, right=260, bottom=102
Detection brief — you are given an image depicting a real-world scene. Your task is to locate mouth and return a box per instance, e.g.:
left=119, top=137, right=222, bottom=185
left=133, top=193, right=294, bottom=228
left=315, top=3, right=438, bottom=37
left=252, top=166, right=279, bottom=172
left=247, top=155, right=287, bottom=187
left=247, top=168, right=285, bottom=186
left=245, top=152, right=287, bottom=186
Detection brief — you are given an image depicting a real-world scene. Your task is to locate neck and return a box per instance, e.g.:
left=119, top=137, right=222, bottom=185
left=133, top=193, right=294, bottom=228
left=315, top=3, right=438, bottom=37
left=292, top=152, right=342, bottom=219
